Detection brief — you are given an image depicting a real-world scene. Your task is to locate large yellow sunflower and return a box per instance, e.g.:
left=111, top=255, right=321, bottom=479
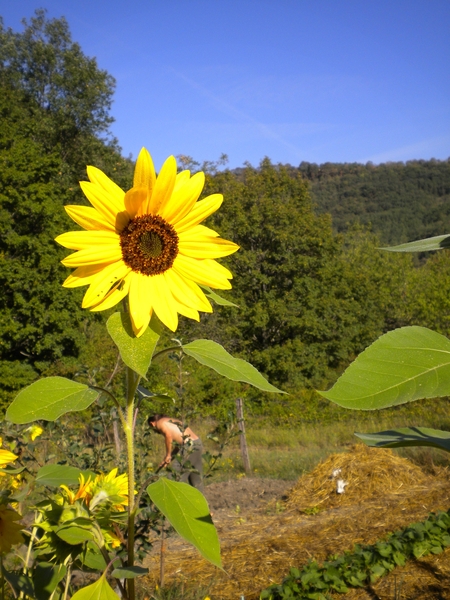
left=55, top=149, right=238, bottom=336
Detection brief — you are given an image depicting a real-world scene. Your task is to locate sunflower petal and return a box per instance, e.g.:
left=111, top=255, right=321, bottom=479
left=133, top=311, right=153, bottom=338
left=178, top=225, right=220, bottom=239
left=160, top=171, right=205, bottom=223
left=179, top=237, right=239, bottom=259
left=82, top=262, right=131, bottom=308
left=80, top=181, right=129, bottom=231
left=147, top=274, right=179, bottom=332
left=63, top=264, right=107, bottom=288
left=174, top=170, right=190, bottom=191
left=129, top=273, right=152, bottom=331
left=173, top=255, right=233, bottom=289
left=86, top=166, right=126, bottom=212
left=55, top=231, right=120, bottom=250
left=164, top=270, right=212, bottom=313
left=174, top=194, right=223, bottom=233
left=133, top=148, right=156, bottom=191
left=61, top=245, right=122, bottom=267
left=174, top=300, right=199, bottom=321
left=90, top=275, right=131, bottom=312
left=124, top=188, right=148, bottom=219
left=147, top=155, right=177, bottom=215
left=64, top=205, right=116, bottom=231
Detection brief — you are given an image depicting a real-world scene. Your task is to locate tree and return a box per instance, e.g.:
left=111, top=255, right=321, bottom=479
left=178, top=160, right=413, bottom=393
left=0, top=12, right=133, bottom=411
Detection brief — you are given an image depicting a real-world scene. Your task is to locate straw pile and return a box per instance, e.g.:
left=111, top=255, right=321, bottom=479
left=143, top=445, right=450, bottom=599
left=284, top=443, right=431, bottom=511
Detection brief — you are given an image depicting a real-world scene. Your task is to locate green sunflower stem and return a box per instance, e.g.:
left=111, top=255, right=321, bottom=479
left=125, top=366, right=140, bottom=600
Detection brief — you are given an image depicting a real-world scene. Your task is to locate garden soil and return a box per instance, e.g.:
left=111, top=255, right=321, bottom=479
left=143, top=444, right=450, bottom=599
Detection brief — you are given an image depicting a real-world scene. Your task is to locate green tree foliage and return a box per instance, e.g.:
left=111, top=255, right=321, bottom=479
left=300, top=160, right=450, bottom=245
left=175, top=162, right=414, bottom=395
left=0, top=11, right=132, bottom=410
left=2, top=11, right=450, bottom=418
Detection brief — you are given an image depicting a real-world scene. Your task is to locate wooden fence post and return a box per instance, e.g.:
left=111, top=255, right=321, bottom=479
left=236, top=398, right=251, bottom=474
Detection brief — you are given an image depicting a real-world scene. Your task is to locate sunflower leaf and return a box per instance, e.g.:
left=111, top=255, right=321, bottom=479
left=319, top=326, right=450, bottom=409
left=56, top=521, right=95, bottom=545
left=382, top=234, right=450, bottom=252
left=147, top=478, right=222, bottom=568
left=199, top=285, right=239, bottom=307
left=36, top=465, right=94, bottom=487
left=182, top=340, right=285, bottom=393
left=32, top=563, right=67, bottom=600
left=70, top=573, right=120, bottom=600
left=1, top=569, right=35, bottom=598
left=355, top=427, right=450, bottom=452
left=6, top=377, right=99, bottom=424
left=106, top=312, right=161, bottom=378
left=111, top=566, right=148, bottom=579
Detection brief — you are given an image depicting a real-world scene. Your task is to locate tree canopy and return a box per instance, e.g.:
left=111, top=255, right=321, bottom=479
left=1, top=10, right=450, bottom=417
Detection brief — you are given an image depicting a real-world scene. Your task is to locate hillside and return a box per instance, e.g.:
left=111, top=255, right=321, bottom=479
left=299, top=159, right=450, bottom=245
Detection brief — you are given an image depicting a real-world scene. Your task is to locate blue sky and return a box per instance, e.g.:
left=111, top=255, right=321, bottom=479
left=2, top=1, right=450, bottom=169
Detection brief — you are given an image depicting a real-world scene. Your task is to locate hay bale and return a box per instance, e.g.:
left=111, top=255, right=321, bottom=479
left=284, top=443, right=431, bottom=512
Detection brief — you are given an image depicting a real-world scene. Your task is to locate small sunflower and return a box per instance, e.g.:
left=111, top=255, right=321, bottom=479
left=0, top=449, right=18, bottom=470
left=60, top=473, right=93, bottom=505
left=56, top=149, right=238, bottom=336
left=89, top=468, right=129, bottom=512
left=25, top=424, right=44, bottom=441
left=0, top=505, right=23, bottom=554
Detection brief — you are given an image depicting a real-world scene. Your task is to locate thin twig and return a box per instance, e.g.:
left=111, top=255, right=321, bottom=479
left=105, top=352, right=122, bottom=389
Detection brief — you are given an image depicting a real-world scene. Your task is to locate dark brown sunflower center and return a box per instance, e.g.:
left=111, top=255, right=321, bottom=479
left=120, top=214, right=179, bottom=276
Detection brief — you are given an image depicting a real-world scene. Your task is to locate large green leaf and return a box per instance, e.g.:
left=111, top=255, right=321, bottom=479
left=56, top=521, right=95, bottom=545
left=199, top=285, right=239, bottom=307
left=36, top=465, right=94, bottom=487
left=382, top=234, right=450, bottom=252
left=6, top=377, right=99, bottom=424
left=33, top=563, right=67, bottom=600
left=71, top=573, right=120, bottom=600
left=80, top=542, right=108, bottom=570
left=106, top=311, right=161, bottom=378
left=182, top=340, right=285, bottom=394
left=1, top=568, right=34, bottom=598
left=319, top=326, right=450, bottom=410
left=147, top=478, right=222, bottom=568
left=111, top=566, right=148, bottom=579
left=356, top=427, right=450, bottom=452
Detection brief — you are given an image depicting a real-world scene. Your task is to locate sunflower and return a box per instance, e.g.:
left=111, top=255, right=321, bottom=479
left=0, top=505, right=23, bottom=554
left=89, top=468, right=130, bottom=512
left=60, top=473, right=93, bottom=505
left=0, top=449, right=18, bottom=470
left=55, top=149, right=238, bottom=336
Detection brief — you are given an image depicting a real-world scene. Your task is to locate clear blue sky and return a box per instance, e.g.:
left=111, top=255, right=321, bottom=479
left=2, top=1, right=450, bottom=169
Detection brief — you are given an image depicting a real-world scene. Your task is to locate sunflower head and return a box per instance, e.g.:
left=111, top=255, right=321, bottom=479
left=89, top=468, right=130, bottom=512
left=56, top=149, right=239, bottom=337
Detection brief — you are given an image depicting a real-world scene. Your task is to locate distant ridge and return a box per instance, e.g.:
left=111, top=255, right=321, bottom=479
left=298, top=159, right=450, bottom=245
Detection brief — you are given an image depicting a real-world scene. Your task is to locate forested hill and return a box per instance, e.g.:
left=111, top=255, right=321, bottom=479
left=298, top=160, right=450, bottom=245
left=3, top=10, right=450, bottom=417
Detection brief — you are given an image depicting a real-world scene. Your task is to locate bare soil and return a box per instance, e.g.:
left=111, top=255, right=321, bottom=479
left=203, top=477, right=290, bottom=513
